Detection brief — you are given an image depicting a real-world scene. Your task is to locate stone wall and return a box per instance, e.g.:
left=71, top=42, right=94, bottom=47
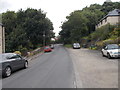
left=0, top=25, right=5, bottom=53
left=96, top=16, right=120, bottom=29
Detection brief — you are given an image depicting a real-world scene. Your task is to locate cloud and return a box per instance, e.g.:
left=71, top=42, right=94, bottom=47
left=0, top=0, right=11, bottom=13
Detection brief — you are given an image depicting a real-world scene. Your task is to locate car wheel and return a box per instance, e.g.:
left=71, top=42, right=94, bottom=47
left=102, top=51, right=105, bottom=57
left=4, top=66, right=12, bottom=77
left=24, top=61, right=28, bottom=69
left=107, top=53, right=111, bottom=59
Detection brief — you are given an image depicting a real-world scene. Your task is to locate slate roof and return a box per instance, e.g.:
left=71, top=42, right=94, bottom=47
left=107, top=9, right=120, bottom=16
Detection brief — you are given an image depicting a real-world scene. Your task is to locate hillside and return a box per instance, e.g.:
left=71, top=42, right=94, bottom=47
left=59, top=1, right=120, bottom=48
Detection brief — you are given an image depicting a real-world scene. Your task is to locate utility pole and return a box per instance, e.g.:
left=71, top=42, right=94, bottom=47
left=43, top=31, right=45, bottom=47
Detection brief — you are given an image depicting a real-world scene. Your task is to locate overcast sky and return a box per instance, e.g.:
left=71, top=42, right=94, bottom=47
left=0, top=0, right=119, bottom=36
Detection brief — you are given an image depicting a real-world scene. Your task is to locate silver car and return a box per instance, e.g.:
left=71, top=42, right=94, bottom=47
left=73, top=43, right=80, bottom=49
left=0, top=53, right=28, bottom=77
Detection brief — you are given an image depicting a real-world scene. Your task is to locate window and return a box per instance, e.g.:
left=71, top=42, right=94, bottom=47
left=8, top=55, right=21, bottom=59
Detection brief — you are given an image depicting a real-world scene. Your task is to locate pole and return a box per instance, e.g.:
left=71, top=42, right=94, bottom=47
left=43, top=31, right=45, bottom=47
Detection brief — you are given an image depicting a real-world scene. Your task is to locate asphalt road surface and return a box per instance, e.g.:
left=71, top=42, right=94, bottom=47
left=2, top=45, right=118, bottom=88
left=2, top=45, right=75, bottom=88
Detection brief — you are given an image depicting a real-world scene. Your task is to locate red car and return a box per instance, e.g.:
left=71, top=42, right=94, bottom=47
left=44, top=46, right=52, bottom=52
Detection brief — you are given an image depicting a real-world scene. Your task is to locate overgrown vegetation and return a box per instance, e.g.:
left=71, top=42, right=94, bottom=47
left=59, top=1, right=120, bottom=48
left=81, top=24, right=119, bottom=49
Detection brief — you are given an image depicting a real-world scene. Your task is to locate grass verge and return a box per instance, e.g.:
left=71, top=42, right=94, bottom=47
left=64, top=44, right=72, bottom=48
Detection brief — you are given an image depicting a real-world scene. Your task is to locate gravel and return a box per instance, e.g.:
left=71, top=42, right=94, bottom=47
left=68, top=48, right=118, bottom=88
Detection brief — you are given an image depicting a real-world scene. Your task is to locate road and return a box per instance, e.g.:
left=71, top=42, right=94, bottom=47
left=2, top=45, right=75, bottom=88
left=68, top=48, right=118, bottom=88
left=2, top=45, right=118, bottom=88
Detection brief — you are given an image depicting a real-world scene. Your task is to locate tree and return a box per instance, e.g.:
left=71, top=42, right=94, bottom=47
left=60, top=10, right=88, bottom=44
left=59, top=1, right=120, bottom=44
left=2, top=8, right=54, bottom=52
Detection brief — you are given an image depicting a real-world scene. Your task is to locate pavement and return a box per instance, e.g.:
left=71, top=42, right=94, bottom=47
left=68, top=48, right=118, bottom=88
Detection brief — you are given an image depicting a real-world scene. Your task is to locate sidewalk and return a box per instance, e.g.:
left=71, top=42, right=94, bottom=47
left=27, top=51, right=44, bottom=61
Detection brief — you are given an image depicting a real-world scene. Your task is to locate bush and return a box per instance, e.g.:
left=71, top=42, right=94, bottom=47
left=86, top=24, right=115, bottom=42
left=20, top=48, right=28, bottom=56
left=14, top=51, right=21, bottom=55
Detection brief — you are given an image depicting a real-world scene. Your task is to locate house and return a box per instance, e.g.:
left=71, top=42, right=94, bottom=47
left=0, top=23, right=5, bottom=53
left=96, top=9, right=120, bottom=29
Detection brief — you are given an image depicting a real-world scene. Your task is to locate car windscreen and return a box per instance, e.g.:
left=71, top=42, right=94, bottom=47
left=45, top=47, right=50, bottom=49
left=73, top=43, right=80, bottom=45
left=0, top=54, right=16, bottom=61
left=107, top=44, right=119, bottom=49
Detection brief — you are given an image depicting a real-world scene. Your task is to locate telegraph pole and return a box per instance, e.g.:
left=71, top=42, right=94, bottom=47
left=43, top=31, right=45, bottom=47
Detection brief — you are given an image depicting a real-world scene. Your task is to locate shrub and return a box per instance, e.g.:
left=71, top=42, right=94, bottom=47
left=14, top=51, right=21, bottom=55
left=20, top=48, right=28, bottom=56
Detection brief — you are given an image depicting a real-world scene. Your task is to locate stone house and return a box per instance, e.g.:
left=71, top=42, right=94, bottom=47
left=96, top=9, right=120, bottom=29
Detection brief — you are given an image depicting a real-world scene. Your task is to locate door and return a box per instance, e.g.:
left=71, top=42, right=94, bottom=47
left=10, top=55, right=25, bottom=70
left=102, top=46, right=108, bottom=56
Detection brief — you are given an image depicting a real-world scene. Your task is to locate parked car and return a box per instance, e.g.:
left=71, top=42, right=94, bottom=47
left=44, top=46, right=52, bottom=52
left=82, top=44, right=87, bottom=48
left=50, top=44, right=54, bottom=49
left=101, top=44, right=120, bottom=59
left=0, top=53, right=28, bottom=78
left=72, top=43, right=80, bottom=49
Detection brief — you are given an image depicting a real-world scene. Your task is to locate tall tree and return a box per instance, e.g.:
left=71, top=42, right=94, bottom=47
left=2, top=8, right=54, bottom=52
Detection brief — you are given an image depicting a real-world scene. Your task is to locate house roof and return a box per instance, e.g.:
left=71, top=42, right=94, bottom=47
left=98, top=9, right=120, bottom=23
left=107, top=9, right=120, bottom=16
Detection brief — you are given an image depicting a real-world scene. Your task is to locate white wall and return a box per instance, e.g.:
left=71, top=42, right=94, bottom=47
left=96, top=16, right=120, bottom=29
left=107, top=16, right=119, bottom=25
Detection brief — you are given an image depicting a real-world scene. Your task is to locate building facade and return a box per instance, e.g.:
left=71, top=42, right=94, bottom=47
left=0, top=23, right=5, bottom=53
left=96, top=9, right=120, bottom=29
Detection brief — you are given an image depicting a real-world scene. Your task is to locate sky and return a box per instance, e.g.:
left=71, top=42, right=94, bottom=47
left=0, top=0, right=120, bottom=36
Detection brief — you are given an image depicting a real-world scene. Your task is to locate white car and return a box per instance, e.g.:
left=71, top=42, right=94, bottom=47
left=101, top=44, right=120, bottom=59
left=73, top=43, right=80, bottom=49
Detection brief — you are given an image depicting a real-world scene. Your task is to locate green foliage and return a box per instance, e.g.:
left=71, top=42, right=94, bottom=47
left=90, top=24, right=119, bottom=49
left=90, top=24, right=115, bottom=41
left=59, top=11, right=88, bottom=44
left=64, top=44, right=72, bottom=48
left=109, top=23, right=120, bottom=39
left=59, top=1, right=120, bottom=44
left=2, top=8, right=54, bottom=52
left=83, top=24, right=115, bottom=48
left=101, top=2, right=120, bottom=14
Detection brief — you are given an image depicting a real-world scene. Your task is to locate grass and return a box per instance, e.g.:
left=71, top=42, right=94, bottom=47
left=64, top=44, right=72, bottom=48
